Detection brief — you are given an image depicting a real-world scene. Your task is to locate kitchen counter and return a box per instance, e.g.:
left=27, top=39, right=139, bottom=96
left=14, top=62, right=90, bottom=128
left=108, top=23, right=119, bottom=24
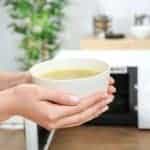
left=50, top=126, right=150, bottom=150
left=0, top=126, right=150, bottom=150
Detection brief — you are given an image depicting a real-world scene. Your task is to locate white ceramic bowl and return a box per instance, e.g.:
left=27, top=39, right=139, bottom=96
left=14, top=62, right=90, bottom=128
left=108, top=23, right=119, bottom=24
left=30, top=58, right=110, bottom=97
left=131, top=25, right=150, bottom=39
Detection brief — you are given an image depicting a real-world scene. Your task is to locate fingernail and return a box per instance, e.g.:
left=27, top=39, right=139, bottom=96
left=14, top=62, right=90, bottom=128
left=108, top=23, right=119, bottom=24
left=112, top=87, right=117, bottom=93
left=102, top=106, right=109, bottom=112
left=107, top=96, right=114, bottom=103
left=70, top=96, right=80, bottom=103
left=110, top=77, right=115, bottom=84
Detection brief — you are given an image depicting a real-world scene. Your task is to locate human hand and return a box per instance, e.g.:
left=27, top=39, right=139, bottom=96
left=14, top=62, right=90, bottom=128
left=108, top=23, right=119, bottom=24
left=0, top=72, right=32, bottom=90
left=0, top=77, right=115, bottom=130
left=45, top=77, right=116, bottom=129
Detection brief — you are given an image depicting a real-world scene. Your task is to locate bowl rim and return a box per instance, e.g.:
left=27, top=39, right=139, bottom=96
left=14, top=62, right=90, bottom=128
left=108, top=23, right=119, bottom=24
left=30, top=58, right=110, bottom=82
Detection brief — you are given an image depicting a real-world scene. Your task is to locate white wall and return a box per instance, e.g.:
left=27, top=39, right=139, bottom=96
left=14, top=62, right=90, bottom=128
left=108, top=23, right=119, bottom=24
left=0, top=1, right=20, bottom=71
left=0, top=0, right=150, bottom=70
left=62, top=0, right=150, bottom=48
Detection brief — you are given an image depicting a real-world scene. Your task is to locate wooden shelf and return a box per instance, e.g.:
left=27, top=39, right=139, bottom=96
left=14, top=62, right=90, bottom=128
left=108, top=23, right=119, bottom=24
left=80, top=37, right=150, bottom=50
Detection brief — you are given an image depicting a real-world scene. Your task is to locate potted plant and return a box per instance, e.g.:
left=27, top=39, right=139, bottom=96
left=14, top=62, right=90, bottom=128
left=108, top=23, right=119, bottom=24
left=5, top=0, right=67, bottom=70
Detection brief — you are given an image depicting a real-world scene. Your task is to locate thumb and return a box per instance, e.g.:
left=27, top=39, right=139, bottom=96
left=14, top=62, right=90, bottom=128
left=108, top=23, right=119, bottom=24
left=38, top=87, right=80, bottom=106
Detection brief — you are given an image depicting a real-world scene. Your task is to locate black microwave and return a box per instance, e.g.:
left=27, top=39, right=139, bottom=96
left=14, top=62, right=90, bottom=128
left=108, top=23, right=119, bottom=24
left=86, top=66, right=138, bottom=126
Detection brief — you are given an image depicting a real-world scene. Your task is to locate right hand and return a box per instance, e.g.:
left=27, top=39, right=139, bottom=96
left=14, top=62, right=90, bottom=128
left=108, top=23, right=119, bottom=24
left=6, top=82, right=115, bottom=130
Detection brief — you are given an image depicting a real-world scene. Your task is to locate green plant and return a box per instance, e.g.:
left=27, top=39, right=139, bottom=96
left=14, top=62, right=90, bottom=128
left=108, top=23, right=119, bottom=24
left=5, top=0, right=67, bottom=70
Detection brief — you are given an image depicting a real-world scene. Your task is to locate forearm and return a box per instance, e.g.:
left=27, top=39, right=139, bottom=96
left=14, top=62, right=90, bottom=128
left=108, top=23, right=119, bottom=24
left=0, top=89, right=17, bottom=122
left=0, top=72, right=32, bottom=90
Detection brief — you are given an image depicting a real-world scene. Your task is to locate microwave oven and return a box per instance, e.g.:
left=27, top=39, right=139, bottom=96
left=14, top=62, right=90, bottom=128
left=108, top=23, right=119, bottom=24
left=86, top=66, right=138, bottom=126
left=25, top=50, right=150, bottom=150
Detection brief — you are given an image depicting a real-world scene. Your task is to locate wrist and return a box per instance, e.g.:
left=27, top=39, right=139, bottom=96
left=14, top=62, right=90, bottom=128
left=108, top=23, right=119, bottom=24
left=18, top=72, right=32, bottom=84
left=0, top=72, right=32, bottom=91
left=0, top=88, right=18, bottom=121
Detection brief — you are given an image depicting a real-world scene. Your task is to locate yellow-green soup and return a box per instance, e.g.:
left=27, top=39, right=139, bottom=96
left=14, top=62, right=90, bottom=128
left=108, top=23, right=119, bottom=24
left=39, top=68, right=100, bottom=80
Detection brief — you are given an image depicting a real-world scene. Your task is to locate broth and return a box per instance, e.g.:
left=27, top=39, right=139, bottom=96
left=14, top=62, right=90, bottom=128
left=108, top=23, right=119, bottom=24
left=39, top=68, right=101, bottom=80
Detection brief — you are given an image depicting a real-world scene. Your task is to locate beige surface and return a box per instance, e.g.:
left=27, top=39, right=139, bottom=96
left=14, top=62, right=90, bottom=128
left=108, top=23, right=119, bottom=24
left=50, top=126, right=150, bottom=150
left=80, top=37, right=150, bottom=49
left=1, top=126, right=150, bottom=150
left=0, top=130, right=25, bottom=150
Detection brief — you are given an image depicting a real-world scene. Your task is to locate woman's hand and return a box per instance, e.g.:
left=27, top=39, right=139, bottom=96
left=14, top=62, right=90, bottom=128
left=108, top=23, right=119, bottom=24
left=0, top=72, right=32, bottom=90
left=0, top=77, right=116, bottom=130
left=52, top=77, right=116, bottom=129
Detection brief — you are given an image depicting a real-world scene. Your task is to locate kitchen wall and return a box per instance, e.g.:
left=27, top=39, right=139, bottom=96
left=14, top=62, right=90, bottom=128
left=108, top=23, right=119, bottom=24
left=0, top=1, right=20, bottom=71
left=62, top=0, right=150, bottom=48
left=0, top=0, right=150, bottom=69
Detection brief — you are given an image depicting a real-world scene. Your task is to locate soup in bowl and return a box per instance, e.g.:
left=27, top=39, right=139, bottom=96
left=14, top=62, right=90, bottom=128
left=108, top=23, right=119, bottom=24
left=30, top=58, right=110, bottom=97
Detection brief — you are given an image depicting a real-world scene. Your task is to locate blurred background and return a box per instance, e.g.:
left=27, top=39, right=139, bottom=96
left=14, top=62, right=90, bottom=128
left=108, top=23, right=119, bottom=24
left=0, top=0, right=150, bottom=150
left=1, top=0, right=150, bottom=70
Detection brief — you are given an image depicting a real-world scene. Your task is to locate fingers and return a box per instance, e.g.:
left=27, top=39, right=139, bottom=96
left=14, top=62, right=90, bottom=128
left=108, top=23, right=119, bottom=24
left=59, top=91, right=109, bottom=119
left=42, top=91, right=109, bottom=122
left=90, top=106, right=109, bottom=121
left=38, top=87, right=80, bottom=106
left=109, top=77, right=115, bottom=85
left=42, top=91, right=111, bottom=123
left=49, top=95, right=114, bottom=129
left=63, top=106, right=109, bottom=128
left=77, top=91, right=108, bottom=111
left=108, top=77, right=116, bottom=94
left=108, top=86, right=116, bottom=94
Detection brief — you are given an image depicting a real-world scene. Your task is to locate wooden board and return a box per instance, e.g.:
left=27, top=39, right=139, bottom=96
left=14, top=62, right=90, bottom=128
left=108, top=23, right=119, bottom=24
left=50, top=126, right=150, bottom=150
left=80, top=37, right=150, bottom=50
